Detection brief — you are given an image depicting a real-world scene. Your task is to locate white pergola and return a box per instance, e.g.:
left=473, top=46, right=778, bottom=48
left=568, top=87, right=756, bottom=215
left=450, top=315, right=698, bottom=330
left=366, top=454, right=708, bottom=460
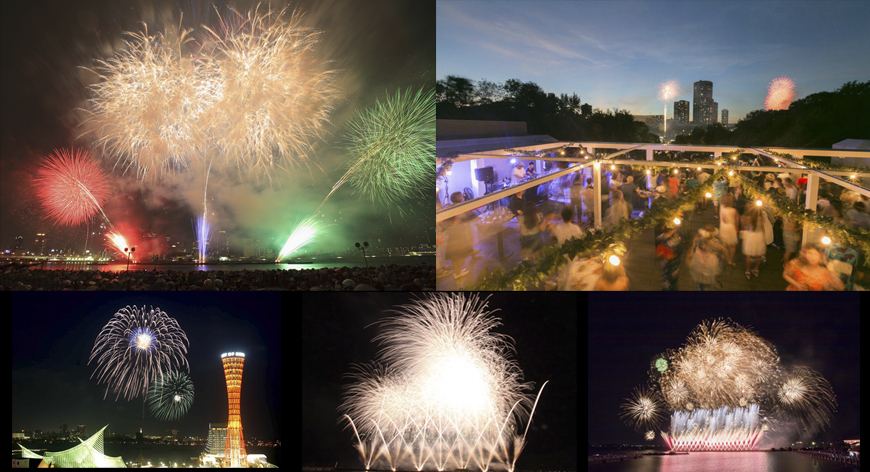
left=436, top=142, right=870, bottom=244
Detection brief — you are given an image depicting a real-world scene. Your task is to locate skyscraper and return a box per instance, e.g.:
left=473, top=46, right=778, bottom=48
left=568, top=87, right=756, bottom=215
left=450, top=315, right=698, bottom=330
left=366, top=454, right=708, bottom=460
left=693, top=80, right=714, bottom=124
left=674, top=100, right=690, bottom=123
left=722, top=109, right=729, bottom=126
left=222, top=352, right=246, bottom=467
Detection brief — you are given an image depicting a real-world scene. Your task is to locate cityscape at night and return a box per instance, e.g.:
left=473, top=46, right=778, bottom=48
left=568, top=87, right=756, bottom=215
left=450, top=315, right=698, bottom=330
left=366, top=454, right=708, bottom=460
left=11, top=293, right=281, bottom=467
left=588, top=293, right=860, bottom=470
left=0, top=0, right=435, bottom=291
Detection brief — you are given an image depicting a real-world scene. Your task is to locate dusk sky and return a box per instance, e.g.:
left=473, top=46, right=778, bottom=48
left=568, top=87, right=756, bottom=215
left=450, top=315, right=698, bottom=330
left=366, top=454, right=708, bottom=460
left=588, top=292, right=860, bottom=447
left=437, top=0, right=870, bottom=121
left=11, top=292, right=281, bottom=440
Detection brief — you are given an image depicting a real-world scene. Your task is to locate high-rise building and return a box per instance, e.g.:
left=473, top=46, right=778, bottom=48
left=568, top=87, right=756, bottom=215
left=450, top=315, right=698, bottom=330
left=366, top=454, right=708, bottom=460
left=222, top=352, right=246, bottom=467
left=207, top=423, right=228, bottom=457
left=722, top=109, right=729, bottom=126
left=693, top=80, right=714, bottom=124
left=35, top=233, right=46, bottom=256
left=712, top=102, right=719, bottom=124
left=674, top=100, right=690, bottom=124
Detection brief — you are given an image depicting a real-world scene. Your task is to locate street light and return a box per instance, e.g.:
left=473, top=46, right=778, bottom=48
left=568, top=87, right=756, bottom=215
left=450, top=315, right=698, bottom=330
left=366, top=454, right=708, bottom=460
left=124, top=247, right=135, bottom=271
left=355, top=241, right=373, bottom=285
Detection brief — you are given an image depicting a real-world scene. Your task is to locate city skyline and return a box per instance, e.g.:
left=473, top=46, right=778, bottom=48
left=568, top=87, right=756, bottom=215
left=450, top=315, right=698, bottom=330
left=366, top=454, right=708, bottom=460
left=437, top=1, right=870, bottom=122
left=11, top=293, right=281, bottom=440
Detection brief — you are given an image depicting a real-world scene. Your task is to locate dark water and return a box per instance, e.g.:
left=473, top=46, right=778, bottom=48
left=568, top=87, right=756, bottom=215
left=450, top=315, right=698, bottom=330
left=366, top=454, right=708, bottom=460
left=589, top=451, right=858, bottom=472
left=14, top=443, right=280, bottom=467
left=21, top=255, right=433, bottom=272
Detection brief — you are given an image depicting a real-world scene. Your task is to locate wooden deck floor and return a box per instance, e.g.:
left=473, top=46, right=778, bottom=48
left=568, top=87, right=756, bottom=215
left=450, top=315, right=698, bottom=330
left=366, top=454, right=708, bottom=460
left=437, top=204, right=789, bottom=291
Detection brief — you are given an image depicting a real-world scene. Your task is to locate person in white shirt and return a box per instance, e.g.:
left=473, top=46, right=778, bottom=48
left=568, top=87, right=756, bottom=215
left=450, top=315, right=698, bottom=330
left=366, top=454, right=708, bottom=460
left=511, top=163, right=526, bottom=184
left=551, top=207, right=583, bottom=244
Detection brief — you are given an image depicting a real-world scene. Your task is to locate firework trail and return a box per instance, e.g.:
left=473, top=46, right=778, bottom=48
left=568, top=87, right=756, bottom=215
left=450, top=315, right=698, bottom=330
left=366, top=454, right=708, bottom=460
left=276, top=216, right=319, bottom=262
left=339, top=293, right=547, bottom=472
left=193, top=214, right=212, bottom=263
left=106, top=231, right=134, bottom=260
left=35, top=148, right=110, bottom=226
left=658, top=80, right=679, bottom=139
left=314, top=87, right=435, bottom=215
left=147, top=371, right=195, bottom=422
left=89, top=306, right=189, bottom=402
left=765, top=77, right=795, bottom=110
left=620, top=318, right=836, bottom=448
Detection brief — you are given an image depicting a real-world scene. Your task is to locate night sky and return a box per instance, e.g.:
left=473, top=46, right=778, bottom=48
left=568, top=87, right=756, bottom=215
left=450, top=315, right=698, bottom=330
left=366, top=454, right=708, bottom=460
left=302, top=293, right=578, bottom=470
left=437, top=1, right=870, bottom=121
left=1, top=0, right=434, bottom=255
left=588, top=292, right=860, bottom=447
left=11, top=292, right=281, bottom=440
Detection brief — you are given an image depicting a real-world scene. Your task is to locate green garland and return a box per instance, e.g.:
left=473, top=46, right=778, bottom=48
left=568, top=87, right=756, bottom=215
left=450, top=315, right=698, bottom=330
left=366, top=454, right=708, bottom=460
left=733, top=172, right=870, bottom=270
left=473, top=169, right=727, bottom=290
left=472, top=167, right=870, bottom=289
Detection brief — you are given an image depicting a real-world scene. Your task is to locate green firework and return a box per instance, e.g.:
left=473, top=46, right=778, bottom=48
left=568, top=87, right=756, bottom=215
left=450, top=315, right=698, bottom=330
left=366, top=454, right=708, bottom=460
left=655, top=358, right=668, bottom=372
left=343, top=87, right=435, bottom=208
left=146, top=371, right=194, bottom=421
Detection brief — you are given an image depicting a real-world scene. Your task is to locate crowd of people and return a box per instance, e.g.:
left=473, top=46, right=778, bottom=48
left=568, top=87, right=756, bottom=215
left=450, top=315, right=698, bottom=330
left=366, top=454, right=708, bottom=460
left=438, top=152, right=867, bottom=291
left=0, top=263, right=436, bottom=291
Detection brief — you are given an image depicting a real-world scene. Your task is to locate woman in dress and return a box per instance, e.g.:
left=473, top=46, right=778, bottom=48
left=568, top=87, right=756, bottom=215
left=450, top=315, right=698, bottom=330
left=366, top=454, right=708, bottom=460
left=718, top=193, right=739, bottom=267
left=782, top=245, right=844, bottom=291
left=689, top=225, right=726, bottom=291
left=740, top=205, right=767, bottom=279
left=603, top=189, right=630, bottom=229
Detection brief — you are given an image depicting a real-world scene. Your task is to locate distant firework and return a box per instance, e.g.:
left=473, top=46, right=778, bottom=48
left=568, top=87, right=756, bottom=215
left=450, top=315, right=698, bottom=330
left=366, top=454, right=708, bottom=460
left=620, top=319, right=836, bottom=449
left=147, top=371, right=195, bottom=422
left=620, top=387, right=665, bottom=432
left=35, top=148, right=109, bottom=226
left=765, top=77, right=795, bottom=110
left=658, top=80, right=680, bottom=102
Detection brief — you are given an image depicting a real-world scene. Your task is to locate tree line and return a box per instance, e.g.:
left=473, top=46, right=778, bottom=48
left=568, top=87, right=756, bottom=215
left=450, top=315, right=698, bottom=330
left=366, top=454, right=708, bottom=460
left=437, top=76, right=869, bottom=149
left=436, top=76, right=659, bottom=143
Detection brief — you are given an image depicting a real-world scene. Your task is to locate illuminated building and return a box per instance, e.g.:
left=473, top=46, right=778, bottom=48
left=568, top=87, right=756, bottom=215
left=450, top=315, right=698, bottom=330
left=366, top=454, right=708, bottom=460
left=16, top=425, right=126, bottom=467
left=222, top=352, right=246, bottom=467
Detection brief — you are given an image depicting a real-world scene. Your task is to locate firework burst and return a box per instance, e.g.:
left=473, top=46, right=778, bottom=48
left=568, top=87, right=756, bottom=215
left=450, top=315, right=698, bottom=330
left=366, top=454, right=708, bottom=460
left=147, top=371, right=195, bottom=422
left=339, top=293, right=547, bottom=472
left=89, top=306, right=189, bottom=401
left=777, top=366, right=836, bottom=432
left=311, top=87, right=435, bottom=215
left=80, top=6, right=339, bottom=182
left=343, top=87, right=434, bottom=206
left=34, top=148, right=110, bottom=226
left=80, top=23, right=209, bottom=179
left=620, top=387, right=665, bottom=431
left=658, top=80, right=680, bottom=102
left=621, top=318, right=837, bottom=447
left=765, top=77, right=795, bottom=110
left=200, top=6, right=340, bottom=181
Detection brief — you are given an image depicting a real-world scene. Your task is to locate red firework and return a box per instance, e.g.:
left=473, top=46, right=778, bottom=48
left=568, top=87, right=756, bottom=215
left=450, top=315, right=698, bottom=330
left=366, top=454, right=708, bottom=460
left=764, top=77, right=795, bottom=111
left=35, top=148, right=110, bottom=226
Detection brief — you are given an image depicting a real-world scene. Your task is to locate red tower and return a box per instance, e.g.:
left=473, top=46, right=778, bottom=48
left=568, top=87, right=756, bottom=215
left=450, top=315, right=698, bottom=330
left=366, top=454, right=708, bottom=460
left=222, top=352, right=246, bottom=467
